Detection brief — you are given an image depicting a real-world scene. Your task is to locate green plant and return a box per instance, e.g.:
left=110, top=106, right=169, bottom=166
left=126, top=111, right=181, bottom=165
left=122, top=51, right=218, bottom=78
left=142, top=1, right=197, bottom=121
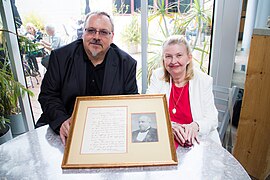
left=121, top=15, right=141, bottom=46
left=137, top=0, right=213, bottom=82
left=0, top=65, right=33, bottom=115
left=172, top=0, right=212, bottom=50
left=23, top=12, right=45, bottom=31
left=18, top=35, right=42, bottom=56
left=0, top=29, right=34, bottom=130
left=137, top=1, right=177, bottom=81
left=0, top=116, right=10, bottom=131
left=112, top=0, right=129, bottom=15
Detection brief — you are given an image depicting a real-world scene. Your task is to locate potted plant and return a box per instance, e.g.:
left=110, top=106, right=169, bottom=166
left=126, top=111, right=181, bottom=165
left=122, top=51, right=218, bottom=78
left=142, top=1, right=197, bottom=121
left=121, top=15, right=141, bottom=54
left=0, top=29, right=34, bottom=136
left=0, top=110, right=12, bottom=145
left=0, top=43, right=12, bottom=144
left=0, top=54, right=34, bottom=136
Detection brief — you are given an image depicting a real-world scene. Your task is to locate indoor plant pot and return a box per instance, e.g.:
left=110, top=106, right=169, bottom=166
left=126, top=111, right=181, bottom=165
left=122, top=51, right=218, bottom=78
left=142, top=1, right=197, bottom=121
left=0, top=123, right=13, bottom=145
left=0, top=29, right=34, bottom=137
left=7, top=113, right=26, bottom=136
left=0, top=62, right=33, bottom=136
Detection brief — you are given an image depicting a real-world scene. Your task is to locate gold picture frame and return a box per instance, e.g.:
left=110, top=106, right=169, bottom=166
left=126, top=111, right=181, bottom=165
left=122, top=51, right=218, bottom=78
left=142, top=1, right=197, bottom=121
left=62, top=94, right=177, bottom=169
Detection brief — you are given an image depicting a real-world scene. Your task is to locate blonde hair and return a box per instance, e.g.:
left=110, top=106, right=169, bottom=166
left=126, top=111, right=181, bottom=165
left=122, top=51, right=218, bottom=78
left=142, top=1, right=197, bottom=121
left=25, top=23, right=37, bottom=35
left=162, top=35, right=194, bottom=82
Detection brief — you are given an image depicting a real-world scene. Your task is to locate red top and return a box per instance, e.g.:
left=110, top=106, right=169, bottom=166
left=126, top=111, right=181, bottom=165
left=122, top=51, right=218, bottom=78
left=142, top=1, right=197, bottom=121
left=169, top=82, right=193, bottom=148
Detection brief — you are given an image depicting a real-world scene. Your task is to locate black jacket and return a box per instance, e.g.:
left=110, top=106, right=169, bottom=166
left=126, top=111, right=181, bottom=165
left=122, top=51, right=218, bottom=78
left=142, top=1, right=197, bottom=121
left=37, top=39, right=138, bottom=133
left=132, top=128, right=158, bottom=142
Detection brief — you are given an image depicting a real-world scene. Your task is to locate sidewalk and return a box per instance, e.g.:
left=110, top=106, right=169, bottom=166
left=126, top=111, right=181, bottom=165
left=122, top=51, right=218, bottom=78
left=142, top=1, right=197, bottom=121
left=27, top=57, right=45, bottom=123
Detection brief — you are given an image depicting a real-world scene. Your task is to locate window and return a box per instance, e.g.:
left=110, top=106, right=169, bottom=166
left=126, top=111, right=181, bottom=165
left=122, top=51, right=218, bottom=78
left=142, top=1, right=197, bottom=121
left=179, top=0, right=193, bottom=13
left=11, top=0, right=215, bottom=119
left=114, top=0, right=131, bottom=14
left=114, top=0, right=154, bottom=14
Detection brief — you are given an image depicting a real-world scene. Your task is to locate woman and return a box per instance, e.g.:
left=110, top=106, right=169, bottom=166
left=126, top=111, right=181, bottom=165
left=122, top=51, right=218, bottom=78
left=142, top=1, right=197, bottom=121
left=147, top=35, right=221, bottom=148
left=25, top=23, right=43, bottom=43
left=24, top=23, right=43, bottom=75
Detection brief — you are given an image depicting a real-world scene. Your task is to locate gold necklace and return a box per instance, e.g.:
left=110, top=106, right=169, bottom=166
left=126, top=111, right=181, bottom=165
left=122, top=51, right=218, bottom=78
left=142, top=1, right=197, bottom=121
left=172, top=83, right=185, bottom=114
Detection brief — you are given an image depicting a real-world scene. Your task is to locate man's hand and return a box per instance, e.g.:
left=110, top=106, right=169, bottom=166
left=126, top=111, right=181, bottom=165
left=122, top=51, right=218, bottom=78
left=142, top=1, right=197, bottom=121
left=60, top=117, right=72, bottom=146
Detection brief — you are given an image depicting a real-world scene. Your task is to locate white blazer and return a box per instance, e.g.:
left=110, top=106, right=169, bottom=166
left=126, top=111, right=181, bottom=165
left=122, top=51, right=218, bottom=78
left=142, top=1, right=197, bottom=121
left=147, top=67, right=221, bottom=145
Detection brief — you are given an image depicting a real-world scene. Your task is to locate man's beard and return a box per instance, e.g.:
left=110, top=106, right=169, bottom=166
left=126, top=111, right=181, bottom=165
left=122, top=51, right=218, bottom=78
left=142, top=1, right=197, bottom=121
left=89, top=39, right=102, bottom=57
left=91, top=50, right=98, bottom=57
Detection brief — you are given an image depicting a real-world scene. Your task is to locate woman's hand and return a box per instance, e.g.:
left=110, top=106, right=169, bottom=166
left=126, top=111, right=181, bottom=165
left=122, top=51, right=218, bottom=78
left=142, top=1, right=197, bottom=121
left=181, top=122, right=200, bottom=146
left=26, top=33, right=35, bottom=41
left=60, top=117, right=72, bottom=146
left=171, top=122, right=187, bottom=146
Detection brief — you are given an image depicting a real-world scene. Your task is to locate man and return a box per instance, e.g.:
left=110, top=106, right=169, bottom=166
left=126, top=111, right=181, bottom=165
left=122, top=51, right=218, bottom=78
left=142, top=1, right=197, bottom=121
left=37, top=11, right=138, bottom=145
left=41, top=24, right=64, bottom=52
left=132, top=115, right=158, bottom=143
left=40, top=24, right=64, bottom=68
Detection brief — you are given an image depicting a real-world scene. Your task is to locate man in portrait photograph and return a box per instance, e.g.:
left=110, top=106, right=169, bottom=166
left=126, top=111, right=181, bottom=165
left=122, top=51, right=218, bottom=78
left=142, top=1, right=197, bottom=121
left=132, top=114, right=158, bottom=143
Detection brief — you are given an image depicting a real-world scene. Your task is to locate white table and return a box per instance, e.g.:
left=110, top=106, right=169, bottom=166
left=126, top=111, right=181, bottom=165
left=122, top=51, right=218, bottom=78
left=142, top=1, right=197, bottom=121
left=0, top=125, right=250, bottom=179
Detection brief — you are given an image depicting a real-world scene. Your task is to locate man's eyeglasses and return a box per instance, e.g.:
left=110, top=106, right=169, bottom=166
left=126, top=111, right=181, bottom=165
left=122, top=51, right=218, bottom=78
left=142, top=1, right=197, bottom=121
left=84, top=28, right=112, bottom=37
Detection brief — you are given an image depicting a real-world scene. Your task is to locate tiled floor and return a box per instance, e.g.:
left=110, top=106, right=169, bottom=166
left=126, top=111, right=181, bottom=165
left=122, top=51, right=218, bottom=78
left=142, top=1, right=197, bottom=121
left=27, top=57, right=46, bottom=123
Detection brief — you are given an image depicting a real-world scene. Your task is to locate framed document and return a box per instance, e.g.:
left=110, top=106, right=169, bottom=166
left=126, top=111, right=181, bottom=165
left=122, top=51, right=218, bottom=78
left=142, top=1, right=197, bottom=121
left=62, top=94, right=177, bottom=169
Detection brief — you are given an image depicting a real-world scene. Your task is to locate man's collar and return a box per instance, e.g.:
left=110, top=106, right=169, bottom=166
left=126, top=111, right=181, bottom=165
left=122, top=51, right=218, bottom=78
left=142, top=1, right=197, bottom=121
left=140, top=127, right=151, bottom=133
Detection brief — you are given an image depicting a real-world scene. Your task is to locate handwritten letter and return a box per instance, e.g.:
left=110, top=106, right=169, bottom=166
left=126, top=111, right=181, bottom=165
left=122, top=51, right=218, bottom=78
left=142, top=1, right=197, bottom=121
left=81, top=106, right=127, bottom=154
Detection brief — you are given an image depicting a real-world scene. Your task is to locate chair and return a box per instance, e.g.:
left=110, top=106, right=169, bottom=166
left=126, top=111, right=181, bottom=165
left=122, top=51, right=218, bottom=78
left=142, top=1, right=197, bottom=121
left=213, top=85, right=239, bottom=152
left=22, top=56, right=39, bottom=88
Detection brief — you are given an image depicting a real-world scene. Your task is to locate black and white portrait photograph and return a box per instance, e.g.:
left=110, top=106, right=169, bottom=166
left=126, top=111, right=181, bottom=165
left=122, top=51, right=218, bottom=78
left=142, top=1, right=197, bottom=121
left=131, top=113, right=158, bottom=143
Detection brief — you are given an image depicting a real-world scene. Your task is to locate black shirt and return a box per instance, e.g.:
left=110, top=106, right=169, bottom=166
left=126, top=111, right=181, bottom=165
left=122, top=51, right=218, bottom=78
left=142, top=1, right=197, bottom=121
left=83, top=51, right=106, bottom=95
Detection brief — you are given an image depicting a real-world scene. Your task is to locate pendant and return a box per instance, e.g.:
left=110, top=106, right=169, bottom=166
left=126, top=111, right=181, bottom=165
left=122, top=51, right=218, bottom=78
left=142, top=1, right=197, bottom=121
left=172, top=108, right=176, bottom=114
